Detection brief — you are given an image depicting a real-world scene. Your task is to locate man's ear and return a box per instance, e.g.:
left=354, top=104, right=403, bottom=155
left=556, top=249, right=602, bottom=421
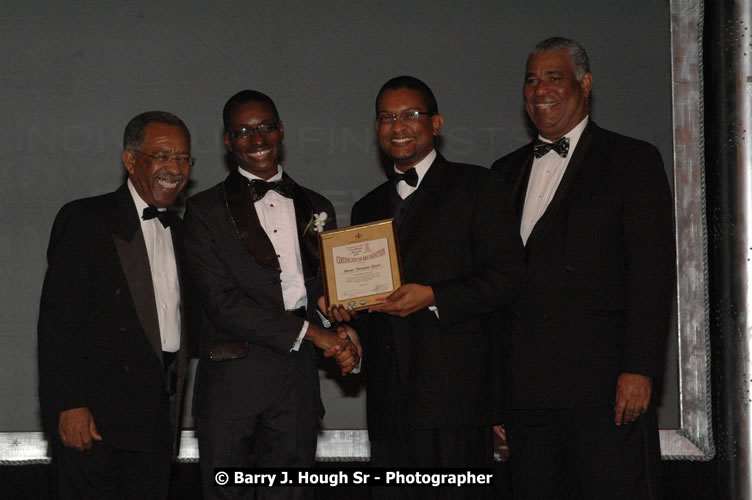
left=431, top=113, right=444, bottom=136
left=580, top=72, right=593, bottom=98
left=122, top=150, right=135, bottom=175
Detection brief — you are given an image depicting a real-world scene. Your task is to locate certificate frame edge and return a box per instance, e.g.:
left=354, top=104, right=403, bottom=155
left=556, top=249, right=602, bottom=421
left=318, top=218, right=403, bottom=310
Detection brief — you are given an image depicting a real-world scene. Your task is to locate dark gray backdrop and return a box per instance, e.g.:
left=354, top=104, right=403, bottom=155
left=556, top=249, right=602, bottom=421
left=0, top=0, right=675, bottom=432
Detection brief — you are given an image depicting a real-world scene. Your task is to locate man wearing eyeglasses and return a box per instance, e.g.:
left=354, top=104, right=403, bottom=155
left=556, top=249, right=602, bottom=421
left=183, top=90, right=359, bottom=499
left=349, top=76, right=524, bottom=496
left=38, top=111, right=194, bottom=499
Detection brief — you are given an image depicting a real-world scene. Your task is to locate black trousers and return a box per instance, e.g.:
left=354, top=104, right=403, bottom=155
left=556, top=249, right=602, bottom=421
left=369, top=417, right=494, bottom=500
left=52, top=439, right=171, bottom=500
left=197, top=357, right=320, bottom=500
left=504, top=407, right=663, bottom=500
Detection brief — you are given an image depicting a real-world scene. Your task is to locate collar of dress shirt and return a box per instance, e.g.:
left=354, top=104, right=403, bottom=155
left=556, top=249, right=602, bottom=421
left=393, top=148, right=436, bottom=192
left=536, top=116, right=589, bottom=157
left=127, top=178, right=166, bottom=217
left=237, top=164, right=283, bottom=183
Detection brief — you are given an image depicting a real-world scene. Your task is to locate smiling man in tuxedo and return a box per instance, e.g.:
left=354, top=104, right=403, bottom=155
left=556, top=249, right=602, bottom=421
left=183, top=90, right=358, bottom=499
left=350, top=76, right=524, bottom=499
left=492, top=37, right=674, bottom=499
left=38, top=111, right=193, bottom=499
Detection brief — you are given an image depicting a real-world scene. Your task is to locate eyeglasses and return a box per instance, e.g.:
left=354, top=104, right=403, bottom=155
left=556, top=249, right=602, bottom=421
left=134, top=150, right=196, bottom=167
left=376, top=110, right=434, bottom=125
left=228, top=122, right=280, bottom=139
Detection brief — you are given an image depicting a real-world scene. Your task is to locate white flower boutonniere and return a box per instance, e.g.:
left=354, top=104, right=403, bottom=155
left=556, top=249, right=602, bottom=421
left=304, top=211, right=329, bottom=235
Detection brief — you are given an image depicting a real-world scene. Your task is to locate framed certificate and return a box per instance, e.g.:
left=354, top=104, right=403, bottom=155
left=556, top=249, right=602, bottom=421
left=318, top=219, right=403, bottom=310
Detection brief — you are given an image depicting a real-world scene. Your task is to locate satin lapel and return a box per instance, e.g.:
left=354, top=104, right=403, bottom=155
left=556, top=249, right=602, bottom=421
left=397, top=154, right=448, bottom=252
left=287, top=176, right=321, bottom=280
left=526, top=122, right=597, bottom=249
left=372, top=183, right=393, bottom=221
left=170, top=223, right=188, bottom=374
left=110, top=185, right=163, bottom=362
left=223, top=170, right=279, bottom=270
left=512, top=152, right=534, bottom=224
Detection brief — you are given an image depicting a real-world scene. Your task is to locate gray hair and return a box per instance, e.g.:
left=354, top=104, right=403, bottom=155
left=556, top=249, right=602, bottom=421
left=123, top=111, right=190, bottom=150
left=529, top=37, right=591, bottom=81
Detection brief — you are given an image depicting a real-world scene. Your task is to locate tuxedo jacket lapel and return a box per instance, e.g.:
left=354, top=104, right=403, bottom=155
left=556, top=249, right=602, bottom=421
left=542, top=121, right=596, bottom=214
left=223, top=170, right=279, bottom=270
left=223, top=170, right=321, bottom=278
left=525, top=122, right=596, bottom=250
left=370, top=184, right=393, bottom=221
left=397, top=154, right=447, bottom=255
left=511, top=155, right=533, bottom=222
left=170, top=223, right=189, bottom=371
left=289, top=176, right=320, bottom=280
left=110, top=185, right=163, bottom=362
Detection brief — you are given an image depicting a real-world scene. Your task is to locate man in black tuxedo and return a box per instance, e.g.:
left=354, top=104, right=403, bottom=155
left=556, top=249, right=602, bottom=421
left=350, top=76, right=524, bottom=494
left=492, top=37, right=674, bottom=499
left=38, top=111, right=194, bottom=499
left=183, top=90, right=358, bottom=500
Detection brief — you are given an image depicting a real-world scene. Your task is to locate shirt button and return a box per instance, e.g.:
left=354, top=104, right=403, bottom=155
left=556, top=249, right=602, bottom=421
left=270, top=203, right=274, bottom=207
left=273, top=229, right=278, bottom=233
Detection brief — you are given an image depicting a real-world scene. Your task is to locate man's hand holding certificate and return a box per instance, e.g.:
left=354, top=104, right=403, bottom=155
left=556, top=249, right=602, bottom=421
left=368, top=283, right=436, bottom=317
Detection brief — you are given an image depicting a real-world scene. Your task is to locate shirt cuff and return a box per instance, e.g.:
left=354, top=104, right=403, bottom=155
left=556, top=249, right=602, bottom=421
left=290, top=320, right=309, bottom=352
left=316, top=309, right=332, bottom=328
left=351, top=357, right=362, bottom=375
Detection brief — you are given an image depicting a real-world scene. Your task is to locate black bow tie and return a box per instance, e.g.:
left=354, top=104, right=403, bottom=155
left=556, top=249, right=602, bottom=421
left=142, top=205, right=176, bottom=228
left=533, top=137, right=570, bottom=158
left=249, top=176, right=296, bottom=202
left=391, top=168, right=419, bottom=187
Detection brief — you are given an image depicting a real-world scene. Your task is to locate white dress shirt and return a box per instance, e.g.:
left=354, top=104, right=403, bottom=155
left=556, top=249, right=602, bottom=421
left=127, top=180, right=181, bottom=352
left=237, top=166, right=309, bottom=349
left=394, top=149, right=436, bottom=200
left=520, top=116, right=589, bottom=245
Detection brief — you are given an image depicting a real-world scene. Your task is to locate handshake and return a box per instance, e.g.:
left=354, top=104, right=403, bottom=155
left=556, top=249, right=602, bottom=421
left=306, top=282, right=436, bottom=375
left=304, top=298, right=361, bottom=375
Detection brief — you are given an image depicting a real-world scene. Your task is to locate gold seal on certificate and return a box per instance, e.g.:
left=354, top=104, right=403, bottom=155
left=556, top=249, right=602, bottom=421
left=318, top=219, right=403, bottom=310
